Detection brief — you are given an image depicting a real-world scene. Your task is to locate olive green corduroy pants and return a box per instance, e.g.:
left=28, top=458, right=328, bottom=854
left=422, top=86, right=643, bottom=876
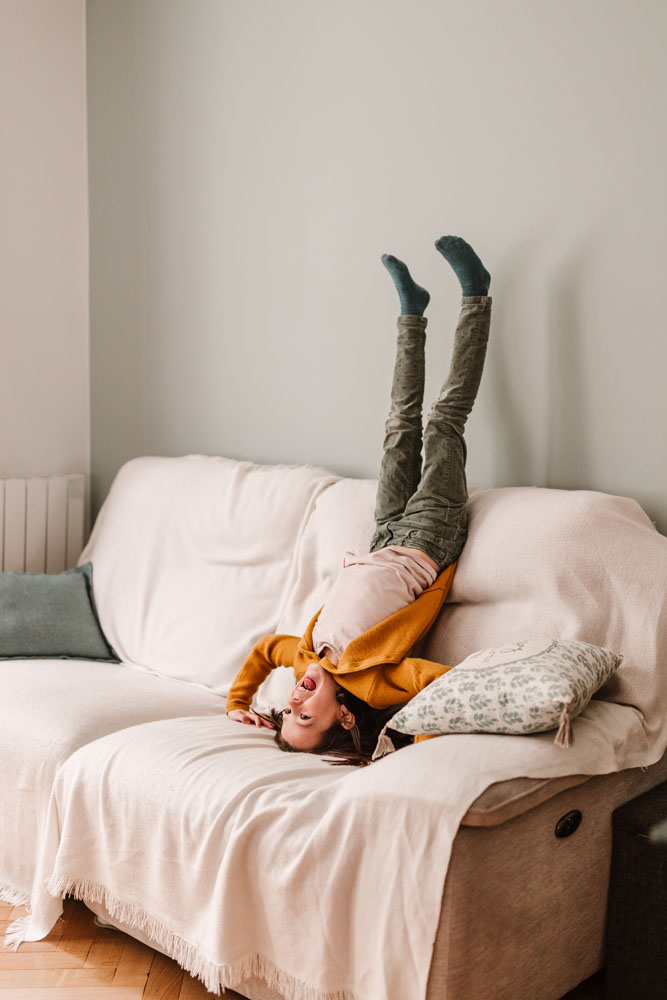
left=369, top=297, right=492, bottom=570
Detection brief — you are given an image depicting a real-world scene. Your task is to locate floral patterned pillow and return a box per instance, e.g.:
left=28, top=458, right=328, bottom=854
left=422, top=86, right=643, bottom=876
left=373, top=638, right=622, bottom=758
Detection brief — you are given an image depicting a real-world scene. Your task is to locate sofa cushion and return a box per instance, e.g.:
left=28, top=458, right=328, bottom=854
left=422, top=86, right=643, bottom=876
left=423, top=487, right=667, bottom=738
left=80, top=456, right=338, bottom=693
left=0, top=659, right=223, bottom=901
left=0, top=563, right=117, bottom=662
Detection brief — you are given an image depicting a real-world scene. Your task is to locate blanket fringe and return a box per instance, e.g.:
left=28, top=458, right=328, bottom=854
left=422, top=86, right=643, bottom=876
left=4, top=914, right=33, bottom=951
left=47, top=874, right=355, bottom=1000
left=554, top=707, right=573, bottom=748
left=0, top=884, right=30, bottom=908
left=2, top=884, right=33, bottom=952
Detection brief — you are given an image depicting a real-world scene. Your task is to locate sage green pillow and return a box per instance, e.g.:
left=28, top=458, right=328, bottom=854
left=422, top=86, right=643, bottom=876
left=0, top=562, right=118, bottom=661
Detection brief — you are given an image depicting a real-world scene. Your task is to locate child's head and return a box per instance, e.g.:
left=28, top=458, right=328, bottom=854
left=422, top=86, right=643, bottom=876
left=263, top=663, right=396, bottom=766
left=279, top=662, right=355, bottom=751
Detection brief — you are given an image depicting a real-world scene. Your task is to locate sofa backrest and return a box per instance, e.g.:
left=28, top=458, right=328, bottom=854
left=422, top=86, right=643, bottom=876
left=261, top=478, right=667, bottom=733
left=422, top=485, right=667, bottom=728
left=84, top=455, right=667, bottom=743
left=81, top=456, right=337, bottom=694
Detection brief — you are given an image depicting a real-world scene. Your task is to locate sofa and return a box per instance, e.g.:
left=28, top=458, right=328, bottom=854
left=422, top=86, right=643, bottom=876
left=2, top=453, right=667, bottom=1000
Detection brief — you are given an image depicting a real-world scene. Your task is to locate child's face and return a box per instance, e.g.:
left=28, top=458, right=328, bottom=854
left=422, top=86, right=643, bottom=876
left=281, top=662, right=352, bottom=751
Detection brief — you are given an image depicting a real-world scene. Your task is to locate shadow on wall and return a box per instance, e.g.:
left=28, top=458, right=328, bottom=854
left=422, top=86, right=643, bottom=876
left=485, top=228, right=610, bottom=498
left=545, top=240, right=592, bottom=490
left=486, top=295, right=534, bottom=485
left=485, top=236, right=540, bottom=487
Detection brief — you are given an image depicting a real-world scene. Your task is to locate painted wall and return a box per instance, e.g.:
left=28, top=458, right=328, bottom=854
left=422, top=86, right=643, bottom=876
left=88, top=0, right=667, bottom=528
left=0, top=0, right=89, bottom=485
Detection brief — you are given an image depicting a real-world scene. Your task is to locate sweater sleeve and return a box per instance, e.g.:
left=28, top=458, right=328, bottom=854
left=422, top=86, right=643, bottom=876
left=402, top=660, right=451, bottom=743
left=370, top=656, right=452, bottom=707
left=226, top=634, right=300, bottom=713
left=407, top=657, right=453, bottom=693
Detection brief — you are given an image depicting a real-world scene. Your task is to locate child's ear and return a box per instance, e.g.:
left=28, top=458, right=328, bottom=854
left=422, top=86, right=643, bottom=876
left=339, top=705, right=356, bottom=731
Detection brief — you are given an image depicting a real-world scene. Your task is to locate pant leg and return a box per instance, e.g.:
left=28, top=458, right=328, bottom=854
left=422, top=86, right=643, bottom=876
left=369, top=315, right=426, bottom=552
left=385, top=297, right=492, bottom=567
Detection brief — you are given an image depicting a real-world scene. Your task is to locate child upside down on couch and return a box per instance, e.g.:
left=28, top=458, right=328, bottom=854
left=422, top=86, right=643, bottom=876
left=226, top=236, right=492, bottom=765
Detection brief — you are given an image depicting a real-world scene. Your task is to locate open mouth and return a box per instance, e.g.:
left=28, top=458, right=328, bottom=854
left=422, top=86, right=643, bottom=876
left=300, top=676, right=316, bottom=692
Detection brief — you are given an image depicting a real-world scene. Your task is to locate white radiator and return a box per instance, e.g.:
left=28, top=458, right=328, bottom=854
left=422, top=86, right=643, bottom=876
left=0, top=475, right=85, bottom=574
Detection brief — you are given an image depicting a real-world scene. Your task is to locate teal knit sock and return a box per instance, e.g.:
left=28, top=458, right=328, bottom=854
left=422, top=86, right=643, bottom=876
left=381, top=254, right=430, bottom=316
left=435, top=236, right=490, bottom=297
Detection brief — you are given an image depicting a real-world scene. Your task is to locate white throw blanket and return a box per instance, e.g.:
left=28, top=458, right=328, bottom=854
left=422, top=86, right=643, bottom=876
left=0, top=659, right=223, bottom=903
left=8, top=705, right=649, bottom=1000
left=80, top=456, right=338, bottom=693
left=7, top=483, right=667, bottom=1000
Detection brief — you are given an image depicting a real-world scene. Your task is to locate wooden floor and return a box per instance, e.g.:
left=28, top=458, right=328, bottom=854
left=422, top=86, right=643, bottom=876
left=1, top=897, right=606, bottom=999
left=0, top=898, right=250, bottom=1000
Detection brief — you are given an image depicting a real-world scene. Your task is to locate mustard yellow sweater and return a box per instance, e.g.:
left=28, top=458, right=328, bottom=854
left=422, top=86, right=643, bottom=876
left=226, top=562, right=456, bottom=714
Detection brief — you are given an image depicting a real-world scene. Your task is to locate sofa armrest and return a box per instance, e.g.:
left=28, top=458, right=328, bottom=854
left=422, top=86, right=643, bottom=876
left=460, top=773, right=591, bottom=827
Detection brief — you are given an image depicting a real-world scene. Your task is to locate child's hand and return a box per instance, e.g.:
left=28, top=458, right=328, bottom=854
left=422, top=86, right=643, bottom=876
left=227, top=709, right=275, bottom=729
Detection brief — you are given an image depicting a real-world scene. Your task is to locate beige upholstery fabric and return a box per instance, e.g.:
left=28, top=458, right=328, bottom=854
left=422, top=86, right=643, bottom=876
left=461, top=773, right=592, bottom=827
left=427, top=753, right=667, bottom=1000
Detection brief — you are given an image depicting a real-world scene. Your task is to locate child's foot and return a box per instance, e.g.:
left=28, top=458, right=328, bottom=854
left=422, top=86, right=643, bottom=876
left=382, top=254, right=430, bottom=316
left=435, top=236, right=490, bottom=297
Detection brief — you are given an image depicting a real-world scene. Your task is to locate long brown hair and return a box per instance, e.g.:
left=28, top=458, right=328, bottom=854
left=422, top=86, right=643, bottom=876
left=258, top=687, right=406, bottom=767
